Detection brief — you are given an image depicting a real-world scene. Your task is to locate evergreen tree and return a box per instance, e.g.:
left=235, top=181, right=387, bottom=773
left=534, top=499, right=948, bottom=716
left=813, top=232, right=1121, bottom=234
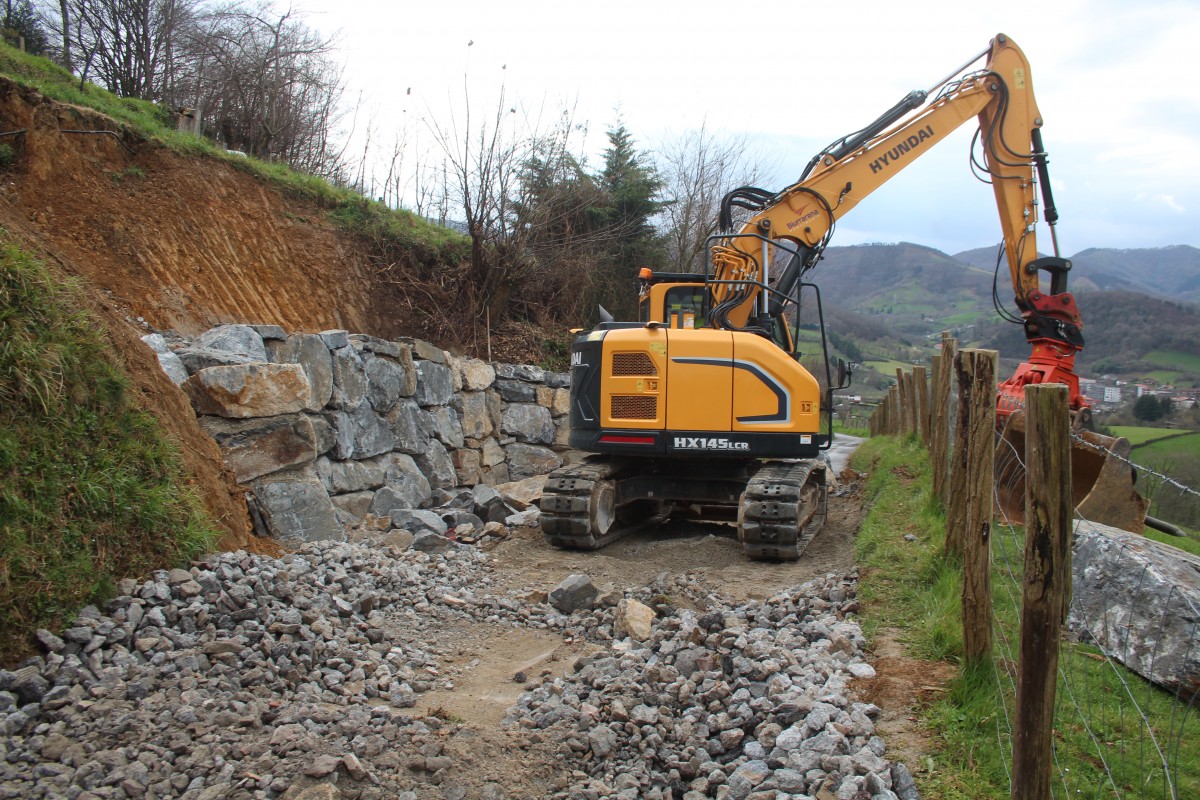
left=2, top=0, right=47, bottom=55
left=1133, top=393, right=1164, bottom=422
left=507, top=142, right=614, bottom=324
left=596, top=124, right=666, bottom=318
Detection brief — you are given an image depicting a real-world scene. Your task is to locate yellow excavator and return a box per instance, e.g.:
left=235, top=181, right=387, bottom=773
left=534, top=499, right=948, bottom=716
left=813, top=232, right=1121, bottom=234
left=539, top=33, right=1147, bottom=560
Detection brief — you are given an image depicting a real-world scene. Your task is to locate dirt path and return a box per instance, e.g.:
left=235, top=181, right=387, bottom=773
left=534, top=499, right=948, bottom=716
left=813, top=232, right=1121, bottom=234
left=393, top=492, right=853, bottom=736
left=376, top=462, right=959, bottom=799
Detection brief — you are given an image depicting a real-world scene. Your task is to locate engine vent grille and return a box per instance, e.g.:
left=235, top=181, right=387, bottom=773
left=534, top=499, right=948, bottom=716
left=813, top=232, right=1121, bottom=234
left=611, top=352, right=658, bottom=377
left=611, top=395, right=657, bottom=420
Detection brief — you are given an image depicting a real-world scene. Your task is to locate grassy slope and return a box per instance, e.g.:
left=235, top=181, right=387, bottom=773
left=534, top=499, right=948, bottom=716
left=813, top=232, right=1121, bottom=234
left=0, top=42, right=469, bottom=268
left=1133, top=430, right=1200, bottom=461
left=1108, top=425, right=1188, bottom=446
left=1145, top=349, right=1200, bottom=372
left=0, top=241, right=218, bottom=664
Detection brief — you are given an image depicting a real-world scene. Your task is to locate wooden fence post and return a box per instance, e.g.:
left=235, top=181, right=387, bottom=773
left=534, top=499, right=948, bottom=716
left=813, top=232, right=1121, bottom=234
left=914, top=365, right=930, bottom=444
left=904, top=370, right=919, bottom=437
left=1011, top=384, right=1072, bottom=800
left=930, top=354, right=947, bottom=502
left=939, top=334, right=959, bottom=510
left=958, top=348, right=997, bottom=667
left=887, top=385, right=899, bottom=435
left=895, top=369, right=909, bottom=436
left=946, top=351, right=968, bottom=558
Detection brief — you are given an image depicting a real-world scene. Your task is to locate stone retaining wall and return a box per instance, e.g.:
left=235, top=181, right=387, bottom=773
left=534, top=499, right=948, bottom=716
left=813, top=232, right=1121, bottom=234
left=143, top=324, right=569, bottom=544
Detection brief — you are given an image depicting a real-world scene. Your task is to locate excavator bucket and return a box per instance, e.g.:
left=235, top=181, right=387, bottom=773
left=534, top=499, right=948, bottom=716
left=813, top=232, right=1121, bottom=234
left=995, top=411, right=1150, bottom=533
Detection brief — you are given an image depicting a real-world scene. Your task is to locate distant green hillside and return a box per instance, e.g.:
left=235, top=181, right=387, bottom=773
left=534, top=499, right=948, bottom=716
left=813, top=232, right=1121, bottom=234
left=809, top=243, right=1200, bottom=396
left=955, top=243, right=1200, bottom=304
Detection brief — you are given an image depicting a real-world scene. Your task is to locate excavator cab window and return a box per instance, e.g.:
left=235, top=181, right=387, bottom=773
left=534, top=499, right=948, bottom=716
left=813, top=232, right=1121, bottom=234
left=772, top=315, right=794, bottom=353
left=663, top=286, right=706, bottom=329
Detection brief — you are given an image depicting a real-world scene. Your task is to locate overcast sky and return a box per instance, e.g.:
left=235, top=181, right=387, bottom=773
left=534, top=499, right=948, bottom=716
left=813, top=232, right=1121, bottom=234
left=300, top=0, right=1199, bottom=256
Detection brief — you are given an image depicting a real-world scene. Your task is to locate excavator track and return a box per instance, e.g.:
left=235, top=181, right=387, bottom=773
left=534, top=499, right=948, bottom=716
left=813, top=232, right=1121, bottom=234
left=539, top=457, right=664, bottom=550
left=540, top=456, right=827, bottom=562
left=738, top=460, right=828, bottom=561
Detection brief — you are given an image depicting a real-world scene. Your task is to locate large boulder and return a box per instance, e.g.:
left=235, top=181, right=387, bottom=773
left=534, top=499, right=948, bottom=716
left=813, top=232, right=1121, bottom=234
left=365, top=356, right=408, bottom=413
left=174, top=346, right=258, bottom=374
left=494, top=475, right=548, bottom=510
left=1068, top=520, right=1200, bottom=696
left=501, top=403, right=555, bottom=445
left=495, top=379, right=537, bottom=403
left=329, top=346, right=368, bottom=410
left=325, top=403, right=395, bottom=460
left=457, top=357, right=496, bottom=391
left=451, top=448, right=482, bottom=486
left=495, top=364, right=545, bottom=382
left=183, top=363, right=310, bottom=418
left=427, top=405, right=465, bottom=449
left=455, top=391, right=493, bottom=440
left=415, top=361, right=455, bottom=407
left=504, top=443, right=562, bottom=480
left=415, top=439, right=457, bottom=489
left=549, top=574, right=597, bottom=613
left=386, top=398, right=432, bottom=454
left=194, top=324, right=268, bottom=362
left=314, top=454, right=387, bottom=495
left=268, top=333, right=334, bottom=410
left=140, top=333, right=188, bottom=385
left=199, top=414, right=318, bottom=483
left=369, top=453, right=433, bottom=511
left=251, top=468, right=342, bottom=543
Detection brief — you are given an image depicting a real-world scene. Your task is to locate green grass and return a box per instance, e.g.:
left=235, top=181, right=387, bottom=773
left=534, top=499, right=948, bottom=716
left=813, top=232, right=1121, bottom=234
left=1129, top=431, right=1200, bottom=530
left=1108, top=425, right=1186, bottom=446
left=850, top=435, right=1200, bottom=799
left=863, top=358, right=920, bottom=376
left=0, top=239, right=219, bottom=664
left=1145, top=369, right=1185, bottom=385
left=1145, top=349, right=1200, bottom=372
left=833, top=419, right=869, bottom=437
left=1142, top=526, right=1200, bottom=554
left=1132, top=430, right=1200, bottom=462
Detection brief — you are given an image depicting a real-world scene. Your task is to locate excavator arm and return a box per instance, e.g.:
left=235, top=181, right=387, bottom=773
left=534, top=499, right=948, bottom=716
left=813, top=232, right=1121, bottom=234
left=708, top=33, right=1088, bottom=420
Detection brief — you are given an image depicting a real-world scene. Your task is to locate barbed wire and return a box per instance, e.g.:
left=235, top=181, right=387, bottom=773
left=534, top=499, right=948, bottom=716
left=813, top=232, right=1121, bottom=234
left=990, top=429, right=1190, bottom=798
left=1069, top=431, right=1200, bottom=500
left=996, top=394, right=1199, bottom=500
left=993, top=393, right=1200, bottom=501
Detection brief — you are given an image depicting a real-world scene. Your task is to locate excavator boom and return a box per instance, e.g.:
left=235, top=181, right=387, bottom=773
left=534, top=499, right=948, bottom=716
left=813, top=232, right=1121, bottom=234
left=710, top=34, right=1088, bottom=420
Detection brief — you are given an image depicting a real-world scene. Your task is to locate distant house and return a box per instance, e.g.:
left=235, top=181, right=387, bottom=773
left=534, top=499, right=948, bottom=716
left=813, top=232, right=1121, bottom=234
left=1104, top=386, right=1122, bottom=404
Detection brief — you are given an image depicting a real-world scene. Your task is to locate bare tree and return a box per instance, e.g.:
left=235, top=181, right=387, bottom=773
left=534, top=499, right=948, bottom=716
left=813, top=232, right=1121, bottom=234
left=655, top=123, right=770, bottom=273
left=423, top=85, right=608, bottom=325
left=169, top=2, right=347, bottom=177
left=424, top=81, right=529, bottom=321
left=57, top=0, right=71, bottom=69
left=37, top=1, right=347, bottom=178
left=53, top=0, right=198, bottom=99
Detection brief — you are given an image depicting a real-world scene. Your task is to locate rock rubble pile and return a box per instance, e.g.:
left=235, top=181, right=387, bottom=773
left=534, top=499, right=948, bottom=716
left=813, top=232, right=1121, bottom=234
left=511, top=573, right=917, bottom=800
left=0, top=540, right=913, bottom=800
